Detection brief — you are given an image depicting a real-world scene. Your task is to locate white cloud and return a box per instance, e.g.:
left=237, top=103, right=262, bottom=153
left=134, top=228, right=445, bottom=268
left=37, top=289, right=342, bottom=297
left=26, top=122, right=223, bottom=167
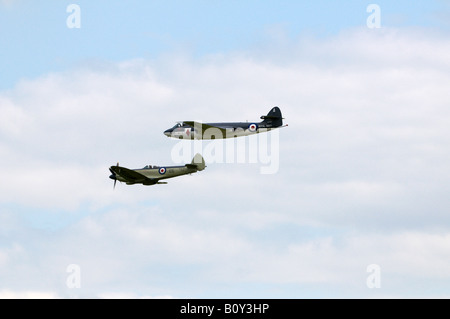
left=0, top=290, right=60, bottom=299
left=4, top=206, right=450, bottom=298
left=1, top=27, right=450, bottom=297
left=96, top=292, right=173, bottom=299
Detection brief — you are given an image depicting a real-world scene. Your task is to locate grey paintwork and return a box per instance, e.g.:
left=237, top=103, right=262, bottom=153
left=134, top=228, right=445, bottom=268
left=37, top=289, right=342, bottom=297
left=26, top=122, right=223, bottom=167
left=163, top=106, right=285, bottom=140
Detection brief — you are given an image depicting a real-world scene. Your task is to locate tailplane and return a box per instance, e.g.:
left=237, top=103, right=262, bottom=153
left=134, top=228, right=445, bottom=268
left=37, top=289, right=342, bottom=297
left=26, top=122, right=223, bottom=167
left=260, top=106, right=283, bottom=127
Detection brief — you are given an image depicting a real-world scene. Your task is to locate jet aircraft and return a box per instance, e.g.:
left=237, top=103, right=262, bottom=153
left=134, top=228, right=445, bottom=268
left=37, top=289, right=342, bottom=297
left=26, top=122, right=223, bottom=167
left=164, top=106, right=286, bottom=140
left=109, top=153, right=206, bottom=188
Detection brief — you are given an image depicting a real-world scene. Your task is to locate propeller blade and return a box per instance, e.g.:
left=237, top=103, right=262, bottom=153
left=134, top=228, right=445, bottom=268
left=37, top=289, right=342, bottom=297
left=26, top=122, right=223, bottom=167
left=110, top=164, right=118, bottom=190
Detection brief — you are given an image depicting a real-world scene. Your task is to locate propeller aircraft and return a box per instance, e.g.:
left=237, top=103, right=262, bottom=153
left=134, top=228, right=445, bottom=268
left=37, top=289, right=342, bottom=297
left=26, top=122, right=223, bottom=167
left=109, top=153, right=206, bottom=188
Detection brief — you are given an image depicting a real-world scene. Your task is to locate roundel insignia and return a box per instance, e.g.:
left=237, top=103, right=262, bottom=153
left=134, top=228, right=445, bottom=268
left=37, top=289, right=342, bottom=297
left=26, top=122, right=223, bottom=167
left=159, top=167, right=166, bottom=175
left=248, top=123, right=258, bottom=132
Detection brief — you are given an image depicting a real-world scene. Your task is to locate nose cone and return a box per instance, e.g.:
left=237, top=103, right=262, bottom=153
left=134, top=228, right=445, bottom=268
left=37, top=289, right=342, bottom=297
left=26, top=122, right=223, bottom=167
left=109, top=168, right=117, bottom=180
left=164, top=128, right=172, bottom=137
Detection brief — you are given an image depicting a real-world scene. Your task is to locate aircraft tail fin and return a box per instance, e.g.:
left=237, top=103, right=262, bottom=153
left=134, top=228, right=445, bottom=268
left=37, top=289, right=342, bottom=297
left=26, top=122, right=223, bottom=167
left=260, top=106, right=283, bottom=127
left=186, top=153, right=206, bottom=171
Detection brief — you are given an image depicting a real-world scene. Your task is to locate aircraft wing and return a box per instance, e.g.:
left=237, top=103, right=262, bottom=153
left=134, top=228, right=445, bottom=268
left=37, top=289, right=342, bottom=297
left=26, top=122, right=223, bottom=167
left=183, top=121, right=227, bottom=137
left=110, top=166, right=156, bottom=184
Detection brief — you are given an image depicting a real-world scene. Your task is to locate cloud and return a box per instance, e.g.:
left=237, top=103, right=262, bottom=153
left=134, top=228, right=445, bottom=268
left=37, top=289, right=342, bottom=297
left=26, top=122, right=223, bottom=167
left=1, top=27, right=450, bottom=297
left=96, top=292, right=173, bottom=299
left=0, top=290, right=60, bottom=299
left=3, top=206, right=450, bottom=298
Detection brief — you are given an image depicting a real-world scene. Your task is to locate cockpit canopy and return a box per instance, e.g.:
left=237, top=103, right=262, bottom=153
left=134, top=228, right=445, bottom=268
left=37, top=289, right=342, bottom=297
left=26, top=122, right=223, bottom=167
left=171, top=122, right=183, bottom=129
left=143, top=165, right=160, bottom=169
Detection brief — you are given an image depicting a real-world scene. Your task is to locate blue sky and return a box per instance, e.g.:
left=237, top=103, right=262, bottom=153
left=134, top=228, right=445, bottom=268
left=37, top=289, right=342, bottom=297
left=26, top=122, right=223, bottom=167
left=2, top=1, right=450, bottom=299
left=1, top=1, right=449, bottom=89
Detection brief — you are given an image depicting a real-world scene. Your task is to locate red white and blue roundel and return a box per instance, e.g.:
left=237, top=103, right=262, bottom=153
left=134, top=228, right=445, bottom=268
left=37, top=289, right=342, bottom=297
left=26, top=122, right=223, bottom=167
left=248, top=123, right=258, bottom=132
left=159, top=167, right=166, bottom=175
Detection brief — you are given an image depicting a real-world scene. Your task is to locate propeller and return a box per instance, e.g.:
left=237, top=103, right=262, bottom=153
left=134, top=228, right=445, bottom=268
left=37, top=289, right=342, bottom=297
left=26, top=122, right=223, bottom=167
left=109, top=162, right=119, bottom=189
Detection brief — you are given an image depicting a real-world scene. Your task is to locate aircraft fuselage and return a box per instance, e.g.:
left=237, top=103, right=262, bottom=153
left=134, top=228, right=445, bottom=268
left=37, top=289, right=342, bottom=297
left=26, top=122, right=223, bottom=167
left=112, top=165, right=196, bottom=184
left=164, top=121, right=273, bottom=140
left=163, top=106, right=285, bottom=140
left=109, top=153, right=206, bottom=187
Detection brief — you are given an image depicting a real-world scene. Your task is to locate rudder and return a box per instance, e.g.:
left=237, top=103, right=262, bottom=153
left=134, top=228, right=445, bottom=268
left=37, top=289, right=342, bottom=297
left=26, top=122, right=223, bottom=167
left=190, top=153, right=206, bottom=171
left=261, top=106, right=283, bottom=127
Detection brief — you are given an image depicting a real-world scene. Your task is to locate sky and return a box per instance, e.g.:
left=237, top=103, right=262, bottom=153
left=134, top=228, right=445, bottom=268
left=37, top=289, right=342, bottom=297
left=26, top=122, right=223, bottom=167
left=1, top=0, right=450, bottom=298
